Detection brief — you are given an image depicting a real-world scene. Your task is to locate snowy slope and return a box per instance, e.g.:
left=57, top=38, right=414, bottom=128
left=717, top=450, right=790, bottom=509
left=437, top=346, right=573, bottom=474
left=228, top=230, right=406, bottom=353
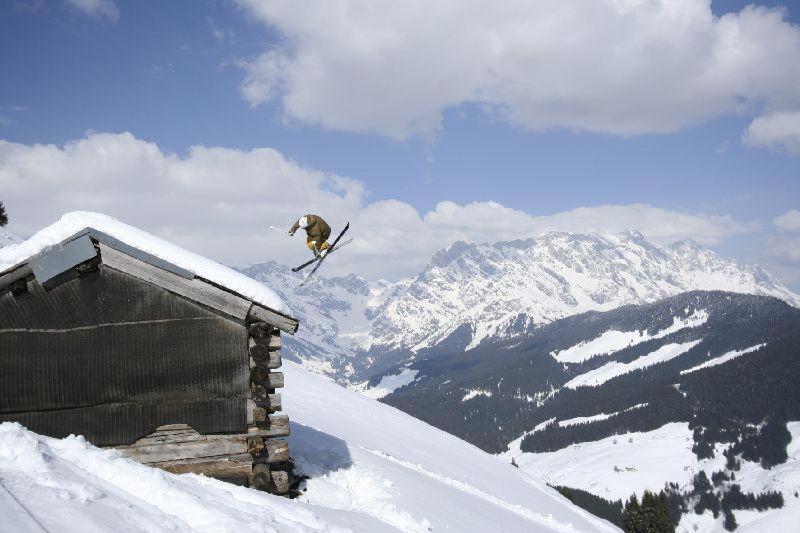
left=242, top=231, right=798, bottom=383
left=0, top=362, right=617, bottom=533
left=0, top=212, right=287, bottom=313
left=504, top=422, right=800, bottom=533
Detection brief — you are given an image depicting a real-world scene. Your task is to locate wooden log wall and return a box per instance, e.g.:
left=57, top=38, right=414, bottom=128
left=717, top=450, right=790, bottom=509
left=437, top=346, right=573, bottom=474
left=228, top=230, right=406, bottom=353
left=113, top=319, right=292, bottom=495
left=246, top=320, right=291, bottom=494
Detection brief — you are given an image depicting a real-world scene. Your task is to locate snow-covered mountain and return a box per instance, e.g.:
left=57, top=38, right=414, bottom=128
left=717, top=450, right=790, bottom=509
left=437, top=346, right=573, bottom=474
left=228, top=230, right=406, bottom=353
left=382, top=291, right=800, bottom=529
left=368, top=231, right=798, bottom=356
left=241, top=231, right=799, bottom=383
left=238, top=261, right=410, bottom=379
left=0, top=361, right=616, bottom=533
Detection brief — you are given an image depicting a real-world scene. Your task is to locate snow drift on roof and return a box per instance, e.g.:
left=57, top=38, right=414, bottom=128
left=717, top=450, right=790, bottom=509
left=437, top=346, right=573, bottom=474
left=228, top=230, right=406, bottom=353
left=0, top=212, right=287, bottom=313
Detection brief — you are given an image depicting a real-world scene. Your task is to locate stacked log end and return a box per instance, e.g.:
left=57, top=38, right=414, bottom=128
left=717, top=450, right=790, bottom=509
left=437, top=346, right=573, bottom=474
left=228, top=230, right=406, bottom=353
left=246, top=320, right=291, bottom=494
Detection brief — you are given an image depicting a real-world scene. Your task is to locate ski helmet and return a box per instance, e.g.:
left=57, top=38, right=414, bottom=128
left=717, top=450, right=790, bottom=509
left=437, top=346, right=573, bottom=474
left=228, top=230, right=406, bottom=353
left=298, top=216, right=309, bottom=229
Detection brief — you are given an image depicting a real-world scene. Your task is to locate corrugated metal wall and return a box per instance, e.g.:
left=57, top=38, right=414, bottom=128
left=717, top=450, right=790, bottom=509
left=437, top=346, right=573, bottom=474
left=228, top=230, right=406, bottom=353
left=0, top=266, right=249, bottom=445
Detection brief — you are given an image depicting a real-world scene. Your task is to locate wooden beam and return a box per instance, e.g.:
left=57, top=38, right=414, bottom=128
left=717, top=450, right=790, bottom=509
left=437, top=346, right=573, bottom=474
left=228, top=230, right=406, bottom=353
left=247, top=437, right=289, bottom=464
left=246, top=414, right=289, bottom=437
left=248, top=322, right=273, bottom=339
left=99, top=244, right=252, bottom=321
left=152, top=454, right=253, bottom=478
left=248, top=305, right=298, bottom=335
left=249, top=346, right=282, bottom=368
left=0, top=264, right=32, bottom=291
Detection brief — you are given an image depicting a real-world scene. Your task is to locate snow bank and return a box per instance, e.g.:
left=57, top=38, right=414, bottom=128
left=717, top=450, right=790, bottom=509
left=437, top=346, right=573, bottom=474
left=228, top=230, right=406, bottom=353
left=0, top=362, right=617, bottom=532
left=0, top=422, right=393, bottom=533
left=680, top=343, right=767, bottom=375
left=552, top=310, right=708, bottom=364
left=0, top=212, right=287, bottom=313
left=565, top=340, right=701, bottom=389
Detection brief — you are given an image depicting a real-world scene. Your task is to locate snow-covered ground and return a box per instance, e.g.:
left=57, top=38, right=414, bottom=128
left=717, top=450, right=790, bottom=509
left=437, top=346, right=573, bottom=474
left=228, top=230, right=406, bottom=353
left=0, top=362, right=617, bottom=532
left=680, top=343, right=767, bottom=375
left=355, top=369, right=419, bottom=400
left=505, top=422, right=800, bottom=532
left=0, top=212, right=287, bottom=313
left=552, top=310, right=708, bottom=364
left=564, top=340, right=702, bottom=389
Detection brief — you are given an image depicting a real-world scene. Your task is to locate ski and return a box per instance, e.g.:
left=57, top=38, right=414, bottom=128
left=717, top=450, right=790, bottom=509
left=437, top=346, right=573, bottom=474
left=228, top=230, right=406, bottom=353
left=299, top=222, right=350, bottom=286
left=291, top=237, right=352, bottom=272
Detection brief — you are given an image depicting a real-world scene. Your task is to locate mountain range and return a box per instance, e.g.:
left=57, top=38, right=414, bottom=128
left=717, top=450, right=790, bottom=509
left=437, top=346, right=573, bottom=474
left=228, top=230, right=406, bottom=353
left=239, top=230, right=799, bottom=384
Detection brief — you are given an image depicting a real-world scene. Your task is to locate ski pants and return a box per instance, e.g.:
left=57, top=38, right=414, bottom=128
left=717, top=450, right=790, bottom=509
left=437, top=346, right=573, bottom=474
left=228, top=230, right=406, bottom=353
left=306, top=237, right=330, bottom=253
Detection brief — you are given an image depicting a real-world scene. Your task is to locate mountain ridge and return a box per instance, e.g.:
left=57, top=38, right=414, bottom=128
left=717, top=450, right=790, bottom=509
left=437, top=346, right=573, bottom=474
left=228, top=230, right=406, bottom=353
left=240, top=230, right=799, bottom=383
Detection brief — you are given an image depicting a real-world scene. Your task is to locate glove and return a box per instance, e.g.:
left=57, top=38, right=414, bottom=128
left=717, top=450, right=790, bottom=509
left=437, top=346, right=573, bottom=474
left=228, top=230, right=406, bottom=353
left=288, top=230, right=295, bottom=236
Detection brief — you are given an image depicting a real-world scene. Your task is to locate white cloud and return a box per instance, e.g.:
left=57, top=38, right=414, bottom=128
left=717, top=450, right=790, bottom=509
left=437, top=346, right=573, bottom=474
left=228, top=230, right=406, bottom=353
left=0, top=133, right=757, bottom=280
left=66, top=0, right=119, bottom=23
left=774, top=210, right=800, bottom=232
left=234, top=0, right=800, bottom=140
left=743, top=112, right=800, bottom=156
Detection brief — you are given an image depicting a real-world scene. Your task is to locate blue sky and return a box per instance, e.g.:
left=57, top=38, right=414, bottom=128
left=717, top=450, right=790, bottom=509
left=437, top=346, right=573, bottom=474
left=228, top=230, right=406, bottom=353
left=1, top=0, right=799, bottom=287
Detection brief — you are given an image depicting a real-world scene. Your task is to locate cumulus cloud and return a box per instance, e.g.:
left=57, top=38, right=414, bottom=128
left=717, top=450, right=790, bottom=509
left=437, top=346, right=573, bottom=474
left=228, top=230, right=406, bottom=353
left=743, top=112, right=800, bottom=156
left=774, top=209, right=800, bottom=232
left=0, top=133, right=757, bottom=280
left=66, top=0, right=119, bottom=23
left=233, top=0, right=800, bottom=140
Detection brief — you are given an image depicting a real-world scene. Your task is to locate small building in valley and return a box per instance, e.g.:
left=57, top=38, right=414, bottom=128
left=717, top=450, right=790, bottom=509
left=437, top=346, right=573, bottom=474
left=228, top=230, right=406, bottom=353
left=0, top=213, right=298, bottom=494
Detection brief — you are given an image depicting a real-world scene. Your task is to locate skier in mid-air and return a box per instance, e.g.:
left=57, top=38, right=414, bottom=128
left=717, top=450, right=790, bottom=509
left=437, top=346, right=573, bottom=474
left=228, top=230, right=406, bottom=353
left=283, top=214, right=350, bottom=285
left=289, top=214, right=332, bottom=258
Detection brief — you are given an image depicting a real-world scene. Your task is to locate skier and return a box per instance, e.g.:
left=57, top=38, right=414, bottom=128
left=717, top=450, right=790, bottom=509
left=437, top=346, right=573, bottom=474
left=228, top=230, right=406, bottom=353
left=289, top=214, right=332, bottom=258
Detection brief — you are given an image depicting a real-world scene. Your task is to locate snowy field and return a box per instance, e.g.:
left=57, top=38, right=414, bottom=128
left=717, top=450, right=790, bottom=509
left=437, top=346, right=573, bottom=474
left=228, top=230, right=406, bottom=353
left=506, top=422, right=800, bottom=532
left=0, top=362, right=617, bottom=533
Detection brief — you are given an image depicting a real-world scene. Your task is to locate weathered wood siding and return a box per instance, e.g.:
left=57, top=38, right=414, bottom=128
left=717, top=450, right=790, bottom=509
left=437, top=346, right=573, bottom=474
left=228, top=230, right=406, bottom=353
left=0, top=264, right=249, bottom=446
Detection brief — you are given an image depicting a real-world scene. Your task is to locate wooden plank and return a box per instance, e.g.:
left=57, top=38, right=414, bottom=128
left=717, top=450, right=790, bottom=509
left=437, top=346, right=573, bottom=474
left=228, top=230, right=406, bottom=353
left=251, top=335, right=281, bottom=350
left=99, top=243, right=251, bottom=320
left=248, top=305, right=298, bottom=335
left=247, top=437, right=289, bottom=463
left=257, top=393, right=282, bottom=412
left=116, top=435, right=248, bottom=464
left=0, top=264, right=32, bottom=291
left=250, top=368, right=284, bottom=389
left=246, top=414, right=289, bottom=437
left=249, top=349, right=281, bottom=369
left=153, top=454, right=253, bottom=478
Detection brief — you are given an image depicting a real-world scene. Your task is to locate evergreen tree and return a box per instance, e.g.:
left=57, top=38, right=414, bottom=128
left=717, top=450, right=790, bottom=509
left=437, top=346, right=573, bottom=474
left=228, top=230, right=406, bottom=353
left=0, top=201, right=7, bottom=227
left=623, top=491, right=674, bottom=533
left=623, top=494, right=641, bottom=532
left=723, top=508, right=738, bottom=531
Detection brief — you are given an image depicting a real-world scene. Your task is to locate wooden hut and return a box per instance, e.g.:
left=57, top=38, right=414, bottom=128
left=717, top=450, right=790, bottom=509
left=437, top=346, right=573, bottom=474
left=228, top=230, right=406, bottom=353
left=0, top=222, right=299, bottom=494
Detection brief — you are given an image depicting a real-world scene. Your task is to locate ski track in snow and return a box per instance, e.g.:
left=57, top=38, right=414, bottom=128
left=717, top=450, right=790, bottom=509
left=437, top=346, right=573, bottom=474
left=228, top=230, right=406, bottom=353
left=364, top=449, right=597, bottom=533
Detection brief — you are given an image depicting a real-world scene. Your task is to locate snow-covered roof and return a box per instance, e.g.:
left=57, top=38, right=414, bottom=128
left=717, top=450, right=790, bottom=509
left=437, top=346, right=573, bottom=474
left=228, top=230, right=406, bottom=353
left=0, top=211, right=290, bottom=317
